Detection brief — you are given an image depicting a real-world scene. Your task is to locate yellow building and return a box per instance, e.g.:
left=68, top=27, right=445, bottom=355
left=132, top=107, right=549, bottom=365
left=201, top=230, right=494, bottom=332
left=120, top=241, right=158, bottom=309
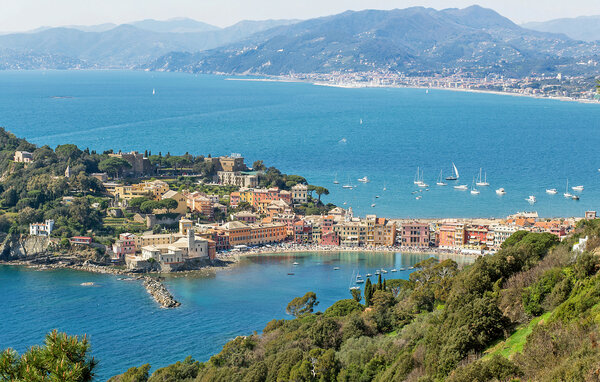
left=111, top=180, right=170, bottom=201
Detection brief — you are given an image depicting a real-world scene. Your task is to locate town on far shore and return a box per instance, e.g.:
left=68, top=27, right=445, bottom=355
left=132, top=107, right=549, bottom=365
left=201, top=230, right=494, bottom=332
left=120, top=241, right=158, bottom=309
left=11, top=145, right=593, bottom=274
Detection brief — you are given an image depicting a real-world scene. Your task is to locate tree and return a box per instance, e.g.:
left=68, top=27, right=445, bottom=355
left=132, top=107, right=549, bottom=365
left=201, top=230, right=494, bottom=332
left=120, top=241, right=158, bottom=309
left=55, top=144, right=82, bottom=160
left=351, top=288, right=362, bottom=303
left=160, top=198, right=179, bottom=213
left=364, top=278, right=373, bottom=307
left=107, top=364, right=150, bottom=382
left=0, top=330, right=96, bottom=381
left=377, top=274, right=383, bottom=291
left=314, top=186, right=330, bottom=203
left=252, top=160, right=266, bottom=171
left=99, top=157, right=131, bottom=178
left=140, top=200, right=161, bottom=214
left=286, top=292, right=319, bottom=317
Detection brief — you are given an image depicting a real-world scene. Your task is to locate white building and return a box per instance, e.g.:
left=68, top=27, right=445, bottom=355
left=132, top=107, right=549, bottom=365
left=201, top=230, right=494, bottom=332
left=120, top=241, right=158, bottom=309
left=140, top=230, right=210, bottom=265
left=29, top=220, right=54, bottom=236
left=291, top=184, right=308, bottom=204
left=488, top=225, right=519, bottom=249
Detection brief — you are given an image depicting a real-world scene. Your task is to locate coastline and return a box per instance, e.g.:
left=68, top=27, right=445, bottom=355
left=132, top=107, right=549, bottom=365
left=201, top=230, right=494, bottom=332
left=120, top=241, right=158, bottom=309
left=226, top=74, right=599, bottom=106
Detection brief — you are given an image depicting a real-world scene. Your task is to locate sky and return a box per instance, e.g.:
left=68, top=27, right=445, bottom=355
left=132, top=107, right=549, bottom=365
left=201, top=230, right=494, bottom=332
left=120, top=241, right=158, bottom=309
left=1, top=0, right=600, bottom=32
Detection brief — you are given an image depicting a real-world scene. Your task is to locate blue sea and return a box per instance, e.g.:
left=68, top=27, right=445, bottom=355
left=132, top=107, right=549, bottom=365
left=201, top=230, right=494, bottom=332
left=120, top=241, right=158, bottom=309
left=1, top=70, right=600, bottom=218
left=0, top=252, right=464, bottom=380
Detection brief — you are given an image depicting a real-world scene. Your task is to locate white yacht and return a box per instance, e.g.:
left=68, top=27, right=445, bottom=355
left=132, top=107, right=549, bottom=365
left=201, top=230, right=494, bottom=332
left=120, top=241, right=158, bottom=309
left=526, top=195, right=537, bottom=204
left=470, top=178, right=480, bottom=195
left=454, top=184, right=468, bottom=190
left=476, top=168, right=490, bottom=186
left=572, top=185, right=584, bottom=192
left=546, top=188, right=558, bottom=195
left=496, top=188, right=506, bottom=195
left=358, top=176, right=370, bottom=183
left=564, top=179, right=573, bottom=198
left=436, top=170, right=448, bottom=186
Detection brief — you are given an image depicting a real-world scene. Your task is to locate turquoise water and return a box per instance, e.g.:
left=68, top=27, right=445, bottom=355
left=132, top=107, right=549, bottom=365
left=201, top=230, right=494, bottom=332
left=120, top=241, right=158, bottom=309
left=1, top=70, right=600, bottom=218
left=0, top=252, right=460, bottom=380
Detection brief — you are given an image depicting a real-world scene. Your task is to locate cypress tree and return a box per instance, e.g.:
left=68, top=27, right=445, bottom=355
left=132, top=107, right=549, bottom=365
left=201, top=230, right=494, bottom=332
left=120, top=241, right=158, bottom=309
left=364, top=278, right=372, bottom=307
left=383, top=279, right=387, bottom=291
left=377, top=274, right=383, bottom=291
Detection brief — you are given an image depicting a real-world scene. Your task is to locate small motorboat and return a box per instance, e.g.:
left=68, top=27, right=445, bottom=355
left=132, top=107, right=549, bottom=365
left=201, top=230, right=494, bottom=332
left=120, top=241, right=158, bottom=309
left=371, top=203, right=376, bottom=207
left=366, top=273, right=373, bottom=277
left=381, top=269, right=388, bottom=274
left=526, top=195, right=537, bottom=204
left=454, top=185, right=468, bottom=190
left=333, top=267, right=340, bottom=270
left=496, top=188, right=506, bottom=195
left=572, top=185, right=584, bottom=192
left=375, top=195, right=380, bottom=198
left=416, top=196, right=422, bottom=200
left=287, top=273, right=295, bottom=276
left=391, top=269, right=397, bottom=272
left=572, top=195, right=580, bottom=200
left=358, top=176, right=370, bottom=183
left=546, top=188, right=557, bottom=195
left=293, top=262, right=299, bottom=266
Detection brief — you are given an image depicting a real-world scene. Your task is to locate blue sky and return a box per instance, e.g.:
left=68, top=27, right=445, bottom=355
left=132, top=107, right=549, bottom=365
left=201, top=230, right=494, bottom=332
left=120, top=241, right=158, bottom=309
left=2, top=0, right=600, bottom=32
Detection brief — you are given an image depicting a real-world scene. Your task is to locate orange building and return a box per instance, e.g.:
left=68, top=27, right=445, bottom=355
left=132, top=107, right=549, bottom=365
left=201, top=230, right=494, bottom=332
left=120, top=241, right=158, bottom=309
left=438, top=224, right=465, bottom=249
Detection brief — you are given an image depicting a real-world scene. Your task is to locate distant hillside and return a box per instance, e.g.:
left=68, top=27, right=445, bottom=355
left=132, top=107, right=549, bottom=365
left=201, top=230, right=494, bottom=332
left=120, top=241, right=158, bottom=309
left=523, top=16, right=600, bottom=42
left=146, top=6, right=600, bottom=77
left=0, top=19, right=299, bottom=68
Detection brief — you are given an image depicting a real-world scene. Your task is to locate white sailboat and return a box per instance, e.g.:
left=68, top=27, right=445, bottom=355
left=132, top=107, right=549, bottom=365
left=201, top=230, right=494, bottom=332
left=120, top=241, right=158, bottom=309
left=476, top=168, right=490, bottom=186
left=383, top=182, right=387, bottom=191
left=470, top=178, right=480, bottom=195
left=152, top=88, right=155, bottom=95
left=564, top=179, right=573, bottom=198
left=359, top=119, right=363, bottom=125
left=446, top=162, right=459, bottom=181
left=436, top=170, right=447, bottom=186
left=414, top=167, right=422, bottom=185
left=416, top=168, right=428, bottom=187
left=343, top=176, right=354, bottom=189
left=333, top=173, right=339, bottom=184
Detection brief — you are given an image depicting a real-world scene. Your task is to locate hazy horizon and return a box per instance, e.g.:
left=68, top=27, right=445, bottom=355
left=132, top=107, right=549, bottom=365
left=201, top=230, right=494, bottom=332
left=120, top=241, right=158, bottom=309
left=2, top=0, right=600, bottom=34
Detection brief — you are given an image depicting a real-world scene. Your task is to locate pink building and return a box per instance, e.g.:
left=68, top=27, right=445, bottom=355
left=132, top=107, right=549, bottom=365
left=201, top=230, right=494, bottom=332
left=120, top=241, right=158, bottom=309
left=401, top=222, right=430, bottom=248
left=321, top=231, right=340, bottom=246
left=112, top=233, right=136, bottom=261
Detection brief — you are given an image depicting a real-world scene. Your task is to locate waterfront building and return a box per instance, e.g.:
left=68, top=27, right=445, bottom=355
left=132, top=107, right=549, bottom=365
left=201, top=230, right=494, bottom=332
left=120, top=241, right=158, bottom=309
left=213, top=220, right=287, bottom=248
left=401, top=222, right=430, bottom=248
left=70, top=236, right=92, bottom=245
left=29, top=220, right=54, bottom=236
left=321, top=231, right=340, bottom=246
left=585, top=211, right=597, bottom=220
left=111, top=233, right=136, bottom=261
left=217, top=171, right=258, bottom=187
left=488, top=225, right=519, bottom=249
left=438, top=224, right=465, bottom=249
left=108, top=151, right=154, bottom=177
left=291, top=184, right=308, bottom=204
left=293, top=221, right=313, bottom=244
left=365, top=215, right=396, bottom=246
left=334, top=221, right=366, bottom=247
left=13, top=151, right=33, bottom=163
left=465, top=225, right=489, bottom=247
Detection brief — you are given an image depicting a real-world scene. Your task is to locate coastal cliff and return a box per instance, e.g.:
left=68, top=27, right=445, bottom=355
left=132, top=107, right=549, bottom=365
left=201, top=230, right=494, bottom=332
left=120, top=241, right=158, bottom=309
left=0, top=234, right=51, bottom=260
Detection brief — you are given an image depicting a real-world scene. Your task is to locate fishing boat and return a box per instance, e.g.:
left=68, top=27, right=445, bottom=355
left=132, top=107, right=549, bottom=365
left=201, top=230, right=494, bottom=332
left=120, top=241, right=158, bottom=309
left=546, top=188, right=558, bottom=195
left=496, top=188, right=506, bottom=195
left=572, top=185, right=584, bottom=192
left=526, top=195, right=537, bottom=204
left=436, top=170, right=448, bottom=186
left=454, top=184, right=468, bottom=191
left=446, top=163, right=459, bottom=181
left=564, top=179, right=573, bottom=198
left=358, top=176, right=370, bottom=183
left=476, top=168, right=490, bottom=186
left=470, top=178, right=480, bottom=195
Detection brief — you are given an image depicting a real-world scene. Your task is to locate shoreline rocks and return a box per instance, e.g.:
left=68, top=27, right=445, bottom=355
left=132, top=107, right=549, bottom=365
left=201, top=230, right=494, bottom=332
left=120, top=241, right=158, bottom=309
left=143, top=277, right=181, bottom=308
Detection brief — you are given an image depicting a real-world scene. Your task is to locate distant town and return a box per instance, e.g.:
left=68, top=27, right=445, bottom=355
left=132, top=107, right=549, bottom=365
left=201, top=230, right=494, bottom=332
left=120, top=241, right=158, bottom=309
left=279, top=71, right=600, bottom=103
left=15, top=149, right=593, bottom=274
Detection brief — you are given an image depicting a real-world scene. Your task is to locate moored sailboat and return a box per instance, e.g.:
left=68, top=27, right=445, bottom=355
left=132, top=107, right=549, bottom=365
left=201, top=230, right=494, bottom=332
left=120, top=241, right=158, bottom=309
left=446, top=162, right=459, bottom=181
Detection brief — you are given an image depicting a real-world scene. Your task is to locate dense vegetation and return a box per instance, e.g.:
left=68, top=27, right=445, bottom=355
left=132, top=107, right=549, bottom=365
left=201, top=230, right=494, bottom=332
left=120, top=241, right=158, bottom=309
left=100, top=226, right=597, bottom=381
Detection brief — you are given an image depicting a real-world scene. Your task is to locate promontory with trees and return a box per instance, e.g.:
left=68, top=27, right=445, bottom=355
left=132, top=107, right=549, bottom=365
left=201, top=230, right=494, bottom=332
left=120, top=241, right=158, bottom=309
left=3, top=224, right=600, bottom=380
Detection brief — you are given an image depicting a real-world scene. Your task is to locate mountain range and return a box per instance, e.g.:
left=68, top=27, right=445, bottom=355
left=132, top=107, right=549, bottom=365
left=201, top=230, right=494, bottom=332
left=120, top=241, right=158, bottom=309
left=1, top=7, right=600, bottom=78
left=0, top=18, right=298, bottom=68
left=523, top=16, right=600, bottom=42
left=145, top=6, right=600, bottom=77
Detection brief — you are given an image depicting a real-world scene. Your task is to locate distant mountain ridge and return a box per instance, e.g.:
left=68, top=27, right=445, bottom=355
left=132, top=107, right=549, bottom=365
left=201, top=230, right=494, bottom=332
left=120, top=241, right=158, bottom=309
left=0, top=18, right=299, bottom=68
left=523, top=16, right=600, bottom=42
left=145, top=6, right=600, bottom=77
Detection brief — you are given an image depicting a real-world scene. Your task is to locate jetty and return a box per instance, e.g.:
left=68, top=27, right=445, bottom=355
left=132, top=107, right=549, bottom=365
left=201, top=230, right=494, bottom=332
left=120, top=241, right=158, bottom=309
left=143, top=277, right=181, bottom=308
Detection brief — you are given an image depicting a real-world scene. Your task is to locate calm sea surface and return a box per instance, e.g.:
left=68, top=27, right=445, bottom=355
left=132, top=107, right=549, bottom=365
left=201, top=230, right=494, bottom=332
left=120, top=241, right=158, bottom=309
left=1, top=70, right=600, bottom=218
left=0, top=252, right=464, bottom=380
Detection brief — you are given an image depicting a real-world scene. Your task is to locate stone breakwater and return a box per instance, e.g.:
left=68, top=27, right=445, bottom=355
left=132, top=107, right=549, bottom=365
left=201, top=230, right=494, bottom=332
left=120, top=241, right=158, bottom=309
left=143, top=277, right=181, bottom=308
